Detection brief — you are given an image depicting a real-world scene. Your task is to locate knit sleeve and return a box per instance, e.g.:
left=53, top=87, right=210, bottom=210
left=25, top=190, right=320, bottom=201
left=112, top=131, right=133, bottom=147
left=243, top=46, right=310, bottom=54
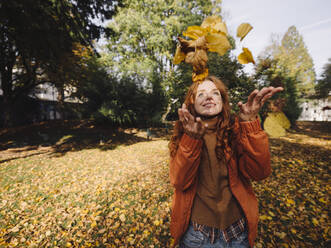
left=169, top=133, right=203, bottom=191
left=236, top=117, right=271, bottom=181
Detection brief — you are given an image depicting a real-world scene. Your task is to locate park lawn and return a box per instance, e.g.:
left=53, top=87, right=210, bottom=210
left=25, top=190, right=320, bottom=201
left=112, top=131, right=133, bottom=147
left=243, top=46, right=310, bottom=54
left=0, top=121, right=330, bottom=247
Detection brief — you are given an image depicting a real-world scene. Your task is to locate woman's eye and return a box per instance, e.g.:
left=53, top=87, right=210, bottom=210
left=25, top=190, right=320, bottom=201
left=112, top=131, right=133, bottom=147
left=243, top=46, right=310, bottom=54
left=198, top=93, right=204, bottom=98
left=213, top=91, right=220, bottom=95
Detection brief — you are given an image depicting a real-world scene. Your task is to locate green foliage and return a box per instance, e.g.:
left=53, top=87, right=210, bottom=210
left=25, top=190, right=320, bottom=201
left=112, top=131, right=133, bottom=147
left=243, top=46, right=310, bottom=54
left=254, top=57, right=302, bottom=126
left=315, top=58, right=331, bottom=98
left=254, top=25, right=314, bottom=125
left=101, top=0, right=223, bottom=123
left=0, top=0, right=120, bottom=127
left=74, top=57, right=165, bottom=127
left=261, top=26, right=316, bottom=97
left=281, top=77, right=302, bottom=125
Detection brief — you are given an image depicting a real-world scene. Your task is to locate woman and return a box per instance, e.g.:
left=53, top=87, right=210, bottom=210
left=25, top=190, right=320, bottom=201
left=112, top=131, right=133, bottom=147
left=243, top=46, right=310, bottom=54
left=169, top=76, right=282, bottom=248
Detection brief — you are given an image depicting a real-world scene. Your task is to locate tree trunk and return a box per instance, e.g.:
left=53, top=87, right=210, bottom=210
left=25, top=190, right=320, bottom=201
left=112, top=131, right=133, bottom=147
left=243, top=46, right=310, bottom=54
left=56, top=85, right=65, bottom=119
left=2, top=96, right=13, bottom=127
left=1, top=62, right=14, bottom=127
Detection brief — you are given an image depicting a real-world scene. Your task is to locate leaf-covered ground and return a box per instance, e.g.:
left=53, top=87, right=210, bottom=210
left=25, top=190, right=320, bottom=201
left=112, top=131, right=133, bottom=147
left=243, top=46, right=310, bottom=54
left=0, top=121, right=330, bottom=247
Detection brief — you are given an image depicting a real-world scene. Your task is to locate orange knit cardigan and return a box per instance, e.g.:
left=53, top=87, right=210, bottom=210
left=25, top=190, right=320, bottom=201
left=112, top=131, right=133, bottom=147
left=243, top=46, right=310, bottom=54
left=169, top=118, right=271, bottom=248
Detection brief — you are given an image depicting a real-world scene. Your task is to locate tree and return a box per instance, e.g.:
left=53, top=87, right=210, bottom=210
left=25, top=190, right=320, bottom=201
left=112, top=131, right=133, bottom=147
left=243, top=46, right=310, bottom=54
left=73, top=56, right=155, bottom=127
left=101, top=0, right=223, bottom=124
left=254, top=57, right=302, bottom=126
left=262, top=26, right=316, bottom=97
left=315, top=58, right=331, bottom=98
left=0, top=0, right=121, bottom=127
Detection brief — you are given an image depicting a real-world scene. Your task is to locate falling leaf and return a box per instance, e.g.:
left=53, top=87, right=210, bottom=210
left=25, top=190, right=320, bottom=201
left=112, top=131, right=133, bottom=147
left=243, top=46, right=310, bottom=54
left=201, top=16, right=222, bottom=29
left=173, top=45, right=186, bottom=64
left=183, top=26, right=206, bottom=40
left=212, top=22, right=228, bottom=35
left=192, top=69, right=209, bottom=83
left=205, top=33, right=231, bottom=56
left=238, top=47, right=255, bottom=64
left=237, top=23, right=253, bottom=41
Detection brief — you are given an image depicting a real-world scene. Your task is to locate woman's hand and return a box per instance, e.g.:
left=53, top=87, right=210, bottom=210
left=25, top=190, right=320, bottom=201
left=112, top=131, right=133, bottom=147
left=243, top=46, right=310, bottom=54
left=178, top=103, right=208, bottom=139
left=238, top=86, right=283, bottom=121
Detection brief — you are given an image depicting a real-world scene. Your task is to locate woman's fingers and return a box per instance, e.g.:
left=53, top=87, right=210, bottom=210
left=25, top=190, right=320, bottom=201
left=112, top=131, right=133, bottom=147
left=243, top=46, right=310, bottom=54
left=196, top=117, right=208, bottom=134
left=254, top=87, right=273, bottom=103
left=178, top=108, right=185, bottom=123
left=247, top=89, right=259, bottom=106
left=257, top=87, right=284, bottom=106
left=182, top=105, right=195, bottom=122
left=260, top=93, right=273, bottom=106
left=237, top=101, right=245, bottom=112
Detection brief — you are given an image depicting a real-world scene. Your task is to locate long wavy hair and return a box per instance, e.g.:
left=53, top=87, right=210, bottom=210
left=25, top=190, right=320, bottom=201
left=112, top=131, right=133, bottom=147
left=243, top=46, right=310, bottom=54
left=169, top=76, right=236, bottom=161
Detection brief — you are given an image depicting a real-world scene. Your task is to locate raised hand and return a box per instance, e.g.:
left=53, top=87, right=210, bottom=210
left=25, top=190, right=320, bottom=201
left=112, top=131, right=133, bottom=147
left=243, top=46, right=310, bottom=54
left=178, top=103, right=208, bottom=139
left=238, top=86, right=283, bottom=121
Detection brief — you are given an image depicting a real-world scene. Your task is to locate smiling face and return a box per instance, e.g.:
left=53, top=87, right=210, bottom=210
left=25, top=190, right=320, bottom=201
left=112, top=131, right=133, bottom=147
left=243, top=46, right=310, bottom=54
left=194, top=80, right=223, bottom=117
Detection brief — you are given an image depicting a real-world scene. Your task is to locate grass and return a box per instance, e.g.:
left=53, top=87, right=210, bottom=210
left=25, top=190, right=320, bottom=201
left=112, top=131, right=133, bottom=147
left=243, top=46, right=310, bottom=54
left=0, top=120, right=330, bottom=247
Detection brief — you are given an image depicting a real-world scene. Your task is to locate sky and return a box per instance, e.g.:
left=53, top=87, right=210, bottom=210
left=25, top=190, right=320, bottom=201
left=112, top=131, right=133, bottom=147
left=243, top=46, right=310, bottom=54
left=222, top=0, right=331, bottom=78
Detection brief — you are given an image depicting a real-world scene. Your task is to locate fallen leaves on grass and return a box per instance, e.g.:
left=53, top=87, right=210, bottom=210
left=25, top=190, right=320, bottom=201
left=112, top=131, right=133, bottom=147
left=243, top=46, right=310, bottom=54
left=0, top=123, right=330, bottom=247
left=0, top=140, right=173, bottom=247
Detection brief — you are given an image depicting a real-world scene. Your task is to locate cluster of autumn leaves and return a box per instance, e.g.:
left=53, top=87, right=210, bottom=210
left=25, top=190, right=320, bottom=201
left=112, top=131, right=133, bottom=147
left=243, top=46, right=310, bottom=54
left=173, top=16, right=255, bottom=82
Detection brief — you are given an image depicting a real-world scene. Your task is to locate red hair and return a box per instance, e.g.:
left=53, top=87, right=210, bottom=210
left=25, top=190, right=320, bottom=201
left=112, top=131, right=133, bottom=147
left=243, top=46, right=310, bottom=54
left=169, top=76, right=236, bottom=160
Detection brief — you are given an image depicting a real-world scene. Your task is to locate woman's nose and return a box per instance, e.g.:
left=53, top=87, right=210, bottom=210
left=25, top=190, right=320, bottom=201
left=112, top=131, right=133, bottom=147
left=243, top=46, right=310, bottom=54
left=206, top=92, right=213, bottom=99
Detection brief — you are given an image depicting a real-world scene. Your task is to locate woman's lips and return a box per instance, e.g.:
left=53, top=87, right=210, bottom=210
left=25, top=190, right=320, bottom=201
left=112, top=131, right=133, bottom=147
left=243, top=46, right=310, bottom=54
left=203, top=102, right=215, bottom=107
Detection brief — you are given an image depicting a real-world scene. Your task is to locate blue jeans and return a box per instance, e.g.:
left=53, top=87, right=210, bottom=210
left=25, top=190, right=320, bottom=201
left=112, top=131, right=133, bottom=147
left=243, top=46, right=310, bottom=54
left=179, top=223, right=249, bottom=248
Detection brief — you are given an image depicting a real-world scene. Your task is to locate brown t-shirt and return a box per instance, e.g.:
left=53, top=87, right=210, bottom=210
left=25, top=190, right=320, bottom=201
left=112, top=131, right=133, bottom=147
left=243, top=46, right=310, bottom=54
left=191, top=117, right=243, bottom=229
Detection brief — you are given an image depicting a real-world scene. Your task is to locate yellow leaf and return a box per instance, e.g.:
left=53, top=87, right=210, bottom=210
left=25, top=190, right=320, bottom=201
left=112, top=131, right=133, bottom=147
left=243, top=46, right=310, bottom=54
left=260, top=215, right=268, bottom=220
left=238, top=47, right=255, bottom=64
left=212, top=22, right=228, bottom=35
left=183, top=26, right=206, bottom=40
left=312, top=218, right=319, bottom=226
left=173, top=45, right=186, bottom=64
left=263, top=112, right=290, bottom=137
left=11, top=226, right=20, bottom=233
left=192, top=69, right=209, bottom=83
left=119, top=214, right=126, bottom=222
left=237, top=23, right=253, bottom=41
left=91, top=221, right=97, bottom=228
left=205, top=33, right=231, bottom=56
left=268, top=211, right=275, bottom=217
left=291, top=228, right=297, bottom=234
left=153, top=220, right=160, bottom=226
left=319, top=197, right=327, bottom=204
left=275, top=232, right=287, bottom=239
left=287, top=211, right=294, bottom=216
left=66, top=242, right=72, bottom=247
left=286, top=199, right=295, bottom=205
left=201, top=16, right=222, bottom=29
